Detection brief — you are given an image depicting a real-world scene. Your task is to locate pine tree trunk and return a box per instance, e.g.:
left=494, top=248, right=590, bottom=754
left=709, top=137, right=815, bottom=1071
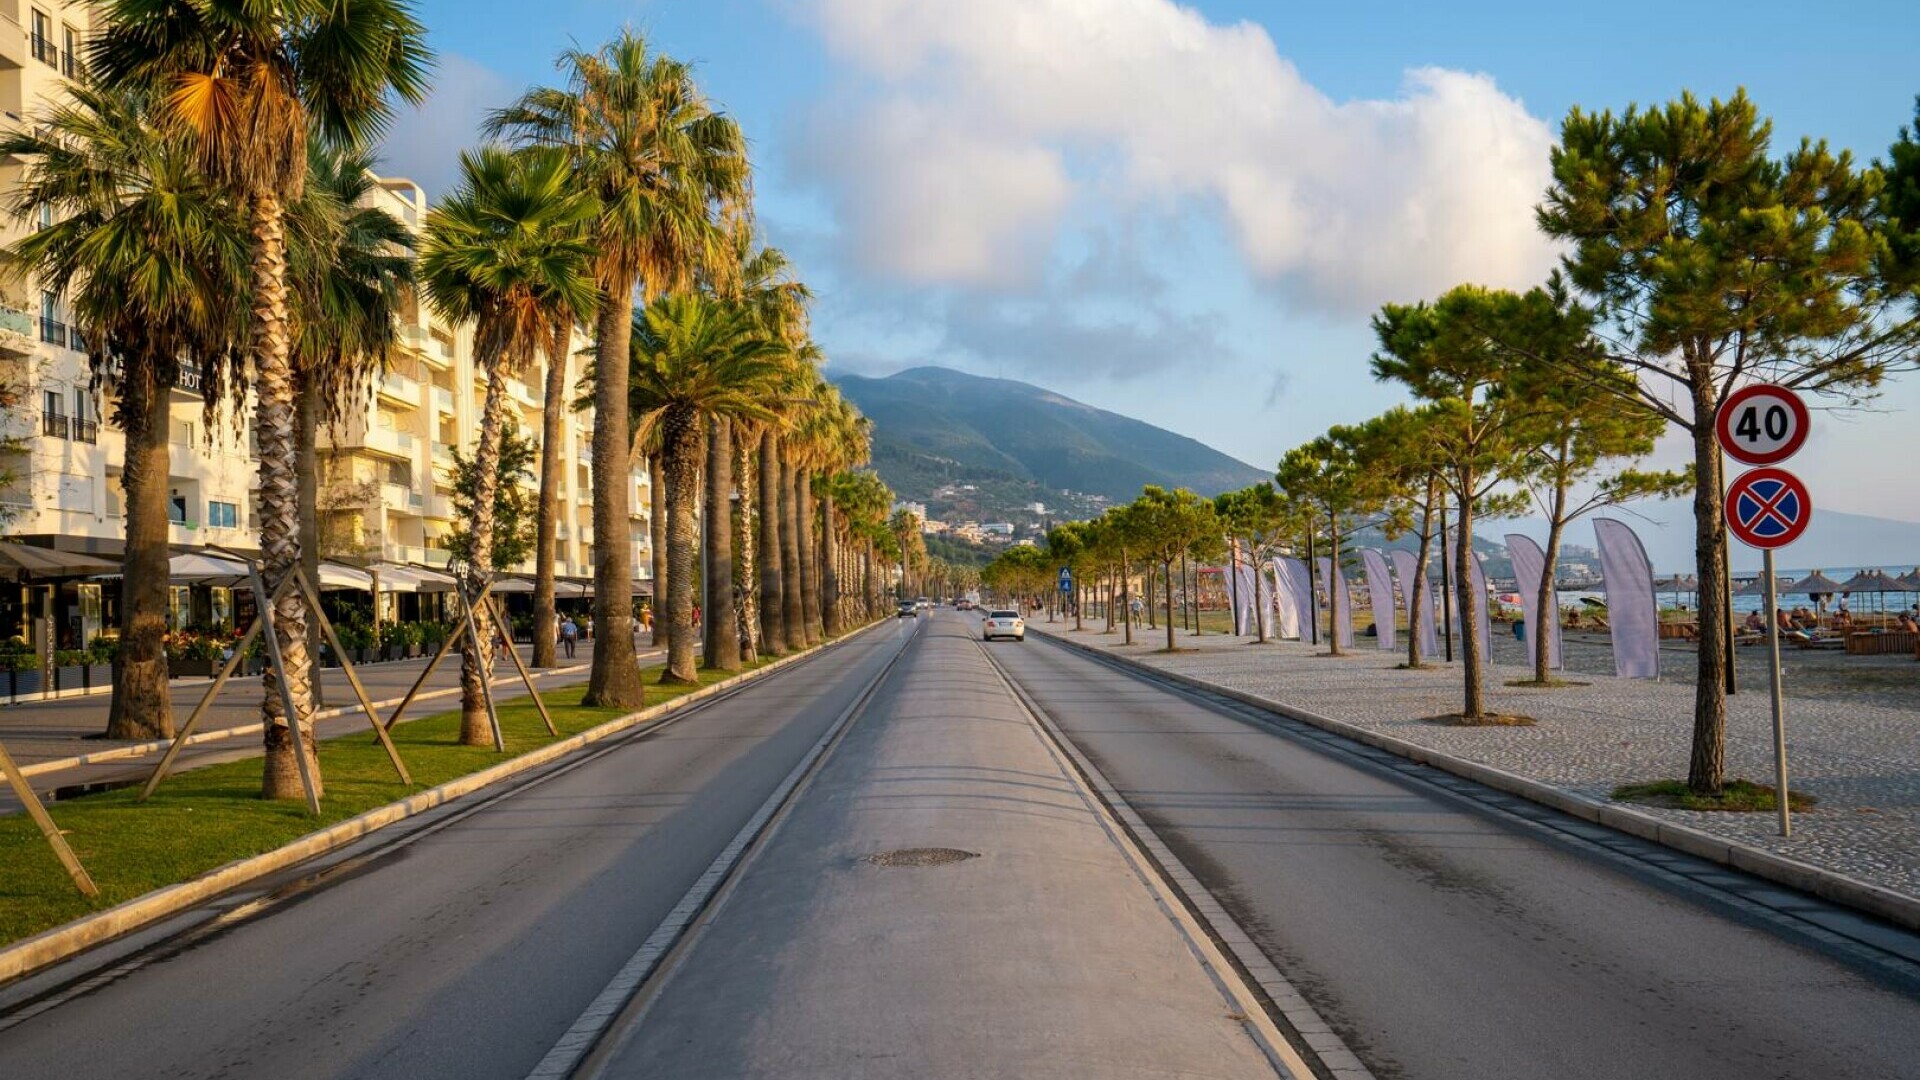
left=779, top=450, right=806, bottom=647
left=732, top=429, right=758, bottom=663
left=703, top=416, right=740, bottom=671
left=458, top=364, right=510, bottom=746
left=1164, top=559, right=1177, bottom=651
left=1409, top=483, right=1436, bottom=668
left=758, top=428, right=787, bottom=654
left=1535, top=486, right=1567, bottom=685
left=107, top=365, right=172, bottom=740
left=649, top=454, right=668, bottom=653
left=660, top=405, right=703, bottom=684
left=584, top=290, right=645, bottom=708
left=1687, top=384, right=1729, bottom=794
left=532, top=339, right=568, bottom=669
left=251, top=191, right=321, bottom=801
left=1456, top=465, right=1485, bottom=720
left=796, top=469, right=821, bottom=645
left=1326, top=527, right=1345, bottom=658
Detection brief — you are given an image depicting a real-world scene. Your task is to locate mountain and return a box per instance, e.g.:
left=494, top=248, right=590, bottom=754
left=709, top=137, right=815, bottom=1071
left=834, top=367, right=1268, bottom=523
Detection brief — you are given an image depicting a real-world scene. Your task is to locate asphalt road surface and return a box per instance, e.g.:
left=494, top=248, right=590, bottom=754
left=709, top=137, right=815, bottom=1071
left=6, top=607, right=1920, bottom=1080
left=0, top=621, right=914, bottom=1079
left=991, top=625, right=1920, bottom=1080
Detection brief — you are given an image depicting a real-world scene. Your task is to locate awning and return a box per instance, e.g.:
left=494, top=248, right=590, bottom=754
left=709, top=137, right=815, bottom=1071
left=487, top=577, right=535, bottom=594
left=0, top=543, right=121, bottom=580
left=318, top=562, right=373, bottom=591
left=169, top=551, right=252, bottom=584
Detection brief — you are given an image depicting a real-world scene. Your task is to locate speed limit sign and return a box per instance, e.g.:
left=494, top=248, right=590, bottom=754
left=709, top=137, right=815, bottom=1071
left=1716, top=384, right=1809, bottom=465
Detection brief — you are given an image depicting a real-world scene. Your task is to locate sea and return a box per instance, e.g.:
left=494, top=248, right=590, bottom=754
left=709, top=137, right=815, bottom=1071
left=1556, top=566, right=1920, bottom=617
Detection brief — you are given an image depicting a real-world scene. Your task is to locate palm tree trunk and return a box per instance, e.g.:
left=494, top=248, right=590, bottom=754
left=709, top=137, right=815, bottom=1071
left=252, top=191, right=321, bottom=801
left=780, top=451, right=807, bottom=646
left=796, top=469, right=821, bottom=645
left=703, top=416, right=740, bottom=671
left=657, top=404, right=703, bottom=684
left=649, top=454, right=668, bottom=653
left=758, top=428, right=787, bottom=654
left=821, top=492, right=841, bottom=635
left=532, top=341, right=568, bottom=668
left=459, top=365, right=511, bottom=745
left=107, top=366, right=172, bottom=741
left=732, top=429, right=758, bottom=663
left=295, top=369, right=324, bottom=708
left=583, top=290, right=645, bottom=708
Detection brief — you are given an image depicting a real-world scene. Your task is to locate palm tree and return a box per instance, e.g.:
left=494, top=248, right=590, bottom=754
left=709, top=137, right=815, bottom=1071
left=530, top=319, right=573, bottom=669
left=488, top=32, right=750, bottom=709
left=1, top=80, right=245, bottom=742
left=628, top=293, right=784, bottom=683
left=287, top=142, right=413, bottom=698
left=419, top=146, right=597, bottom=745
left=729, top=243, right=810, bottom=658
left=93, top=0, right=431, bottom=800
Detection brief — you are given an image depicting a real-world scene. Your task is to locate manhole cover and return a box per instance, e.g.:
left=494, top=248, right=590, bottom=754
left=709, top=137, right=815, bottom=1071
left=865, top=847, right=980, bottom=867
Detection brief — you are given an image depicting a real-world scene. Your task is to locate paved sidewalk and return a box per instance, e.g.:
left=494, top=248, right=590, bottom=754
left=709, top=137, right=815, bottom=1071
left=1041, top=622, right=1920, bottom=904
left=598, top=619, right=1284, bottom=1079
left=0, top=639, right=663, bottom=813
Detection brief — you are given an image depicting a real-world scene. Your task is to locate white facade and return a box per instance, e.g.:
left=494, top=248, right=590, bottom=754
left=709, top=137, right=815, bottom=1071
left=0, top=9, right=650, bottom=595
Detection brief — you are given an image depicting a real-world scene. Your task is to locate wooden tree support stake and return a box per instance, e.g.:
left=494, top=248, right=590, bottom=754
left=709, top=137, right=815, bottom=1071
left=0, top=739, right=97, bottom=898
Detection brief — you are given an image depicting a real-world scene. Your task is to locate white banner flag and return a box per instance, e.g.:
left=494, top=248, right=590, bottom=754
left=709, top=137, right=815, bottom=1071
left=1389, top=548, right=1440, bottom=659
left=1269, top=559, right=1301, bottom=640
left=1593, top=517, right=1659, bottom=679
left=1359, top=549, right=1397, bottom=651
left=1505, top=534, right=1563, bottom=670
left=1282, top=557, right=1315, bottom=643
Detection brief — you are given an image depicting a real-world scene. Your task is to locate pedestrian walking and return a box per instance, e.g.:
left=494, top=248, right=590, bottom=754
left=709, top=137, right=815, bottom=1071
left=560, top=616, right=578, bottom=659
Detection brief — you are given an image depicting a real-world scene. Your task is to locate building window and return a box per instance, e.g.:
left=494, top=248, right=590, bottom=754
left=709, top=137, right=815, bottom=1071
left=60, top=25, right=77, bottom=78
left=37, top=203, right=51, bottom=230
left=168, top=493, right=187, bottom=525
left=38, top=291, right=64, bottom=346
left=30, top=10, right=53, bottom=67
left=208, top=500, right=238, bottom=529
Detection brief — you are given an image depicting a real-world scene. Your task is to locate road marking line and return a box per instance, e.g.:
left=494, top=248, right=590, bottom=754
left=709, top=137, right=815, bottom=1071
left=981, top=638, right=1376, bottom=1080
left=528, top=618, right=919, bottom=1080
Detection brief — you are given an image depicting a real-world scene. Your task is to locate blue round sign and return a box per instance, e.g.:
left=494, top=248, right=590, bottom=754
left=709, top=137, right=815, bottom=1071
left=1725, top=467, right=1811, bottom=549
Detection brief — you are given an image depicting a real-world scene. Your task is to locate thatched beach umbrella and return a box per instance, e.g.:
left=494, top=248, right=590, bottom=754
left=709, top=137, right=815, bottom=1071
left=1840, top=569, right=1904, bottom=619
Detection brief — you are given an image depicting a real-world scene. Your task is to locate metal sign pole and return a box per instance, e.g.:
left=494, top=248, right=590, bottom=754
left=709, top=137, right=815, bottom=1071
left=1762, top=548, right=1791, bottom=837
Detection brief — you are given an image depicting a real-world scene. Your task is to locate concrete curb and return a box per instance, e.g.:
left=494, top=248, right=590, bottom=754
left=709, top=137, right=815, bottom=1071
left=1036, top=629, right=1920, bottom=936
left=0, top=622, right=887, bottom=987
left=15, top=661, right=597, bottom=780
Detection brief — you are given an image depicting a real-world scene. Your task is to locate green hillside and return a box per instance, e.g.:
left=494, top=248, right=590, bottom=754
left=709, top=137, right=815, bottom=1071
left=835, top=366, right=1268, bottom=523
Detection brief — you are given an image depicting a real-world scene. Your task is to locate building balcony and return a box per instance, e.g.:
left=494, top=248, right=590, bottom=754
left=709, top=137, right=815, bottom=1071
left=0, top=12, right=26, bottom=70
left=422, top=492, right=453, bottom=519
left=431, top=440, right=455, bottom=463
left=421, top=548, right=452, bottom=568
left=381, top=482, right=421, bottom=514
left=0, top=306, right=34, bottom=354
left=432, top=386, right=455, bottom=414
left=41, top=412, right=68, bottom=439
left=383, top=542, right=424, bottom=564
left=73, top=419, right=98, bottom=444
left=39, top=317, right=65, bottom=348
left=377, top=371, right=419, bottom=407
left=363, top=426, right=417, bottom=460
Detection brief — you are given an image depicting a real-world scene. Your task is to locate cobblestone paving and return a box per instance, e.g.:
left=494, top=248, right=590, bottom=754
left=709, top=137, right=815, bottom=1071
left=1043, top=620, right=1920, bottom=901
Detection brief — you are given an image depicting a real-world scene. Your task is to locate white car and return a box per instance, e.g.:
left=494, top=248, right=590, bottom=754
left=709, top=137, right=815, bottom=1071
left=982, top=609, right=1025, bottom=642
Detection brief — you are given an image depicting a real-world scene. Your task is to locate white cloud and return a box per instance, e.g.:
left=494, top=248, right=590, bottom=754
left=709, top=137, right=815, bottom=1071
left=377, top=53, right=516, bottom=199
left=797, top=0, right=1559, bottom=310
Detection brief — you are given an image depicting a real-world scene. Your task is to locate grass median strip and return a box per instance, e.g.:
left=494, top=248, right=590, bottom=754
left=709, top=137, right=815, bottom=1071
left=0, top=661, right=767, bottom=949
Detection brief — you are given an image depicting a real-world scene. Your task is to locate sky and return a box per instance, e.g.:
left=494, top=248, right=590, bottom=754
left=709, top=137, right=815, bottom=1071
left=383, top=0, right=1920, bottom=525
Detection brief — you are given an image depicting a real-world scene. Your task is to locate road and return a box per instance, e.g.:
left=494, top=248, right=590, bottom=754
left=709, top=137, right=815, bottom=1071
left=0, top=623, right=908, bottom=1079
left=4, top=608, right=1920, bottom=1079
left=992, top=624, right=1920, bottom=1080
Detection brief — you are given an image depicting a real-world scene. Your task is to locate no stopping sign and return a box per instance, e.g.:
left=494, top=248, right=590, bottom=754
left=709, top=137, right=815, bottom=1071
left=1725, top=468, right=1812, bottom=550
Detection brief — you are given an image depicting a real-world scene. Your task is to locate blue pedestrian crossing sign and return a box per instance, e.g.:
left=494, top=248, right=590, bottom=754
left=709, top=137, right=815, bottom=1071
left=1058, top=567, right=1073, bottom=592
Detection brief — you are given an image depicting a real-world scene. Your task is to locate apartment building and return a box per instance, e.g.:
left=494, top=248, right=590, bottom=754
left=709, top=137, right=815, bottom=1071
left=311, top=175, right=653, bottom=589
left=0, top=9, right=651, bottom=649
